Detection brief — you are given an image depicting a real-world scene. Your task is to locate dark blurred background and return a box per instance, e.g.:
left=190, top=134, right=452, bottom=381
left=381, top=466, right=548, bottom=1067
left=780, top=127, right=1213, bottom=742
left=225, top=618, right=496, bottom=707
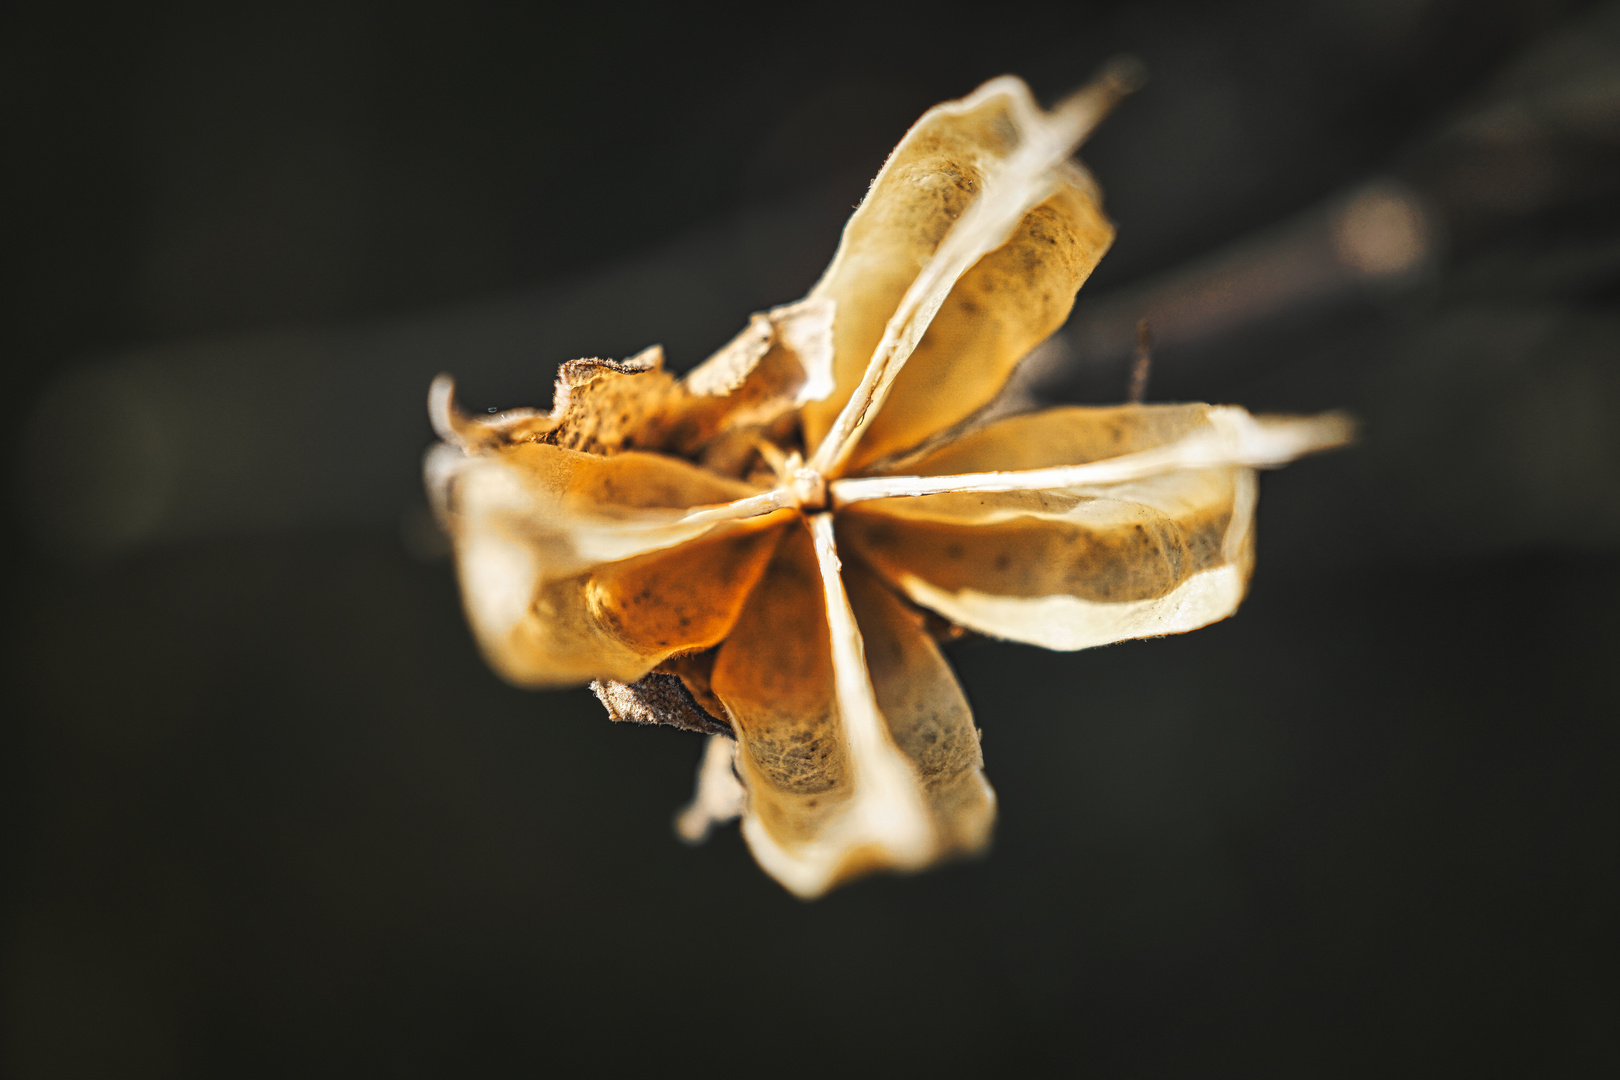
left=4, top=1, right=1617, bottom=1075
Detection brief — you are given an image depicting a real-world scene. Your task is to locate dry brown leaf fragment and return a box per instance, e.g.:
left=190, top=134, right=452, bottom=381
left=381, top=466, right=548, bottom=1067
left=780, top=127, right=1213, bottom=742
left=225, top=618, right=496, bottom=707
left=425, top=69, right=1351, bottom=898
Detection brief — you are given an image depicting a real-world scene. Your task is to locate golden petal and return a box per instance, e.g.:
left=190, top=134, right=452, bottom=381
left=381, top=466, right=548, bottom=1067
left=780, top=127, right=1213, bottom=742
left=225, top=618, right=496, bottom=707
left=532, top=298, right=834, bottom=475
left=470, top=516, right=789, bottom=687
left=710, top=524, right=854, bottom=891
left=431, top=439, right=790, bottom=686
left=711, top=517, right=992, bottom=897
left=837, top=406, right=1264, bottom=650
left=541, top=347, right=680, bottom=455
left=428, top=347, right=678, bottom=456
left=711, top=520, right=933, bottom=897
left=667, top=297, right=837, bottom=446
left=799, top=76, right=1115, bottom=470
left=886, top=403, right=1218, bottom=475
left=427, top=374, right=548, bottom=452
left=843, top=560, right=995, bottom=856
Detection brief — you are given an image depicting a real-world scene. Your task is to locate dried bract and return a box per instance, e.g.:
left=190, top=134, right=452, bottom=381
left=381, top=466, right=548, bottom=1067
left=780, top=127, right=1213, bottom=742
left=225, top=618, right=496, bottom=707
left=425, top=72, right=1350, bottom=898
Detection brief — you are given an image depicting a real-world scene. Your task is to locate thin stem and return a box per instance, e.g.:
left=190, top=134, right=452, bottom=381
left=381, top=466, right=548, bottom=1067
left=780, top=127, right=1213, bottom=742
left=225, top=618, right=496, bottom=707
left=667, top=488, right=796, bottom=528
left=1128, top=318, right=1153, bottom=404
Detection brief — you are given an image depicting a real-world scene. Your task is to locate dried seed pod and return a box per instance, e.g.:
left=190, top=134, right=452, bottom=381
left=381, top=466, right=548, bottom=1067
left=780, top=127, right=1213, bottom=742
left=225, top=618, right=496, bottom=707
left=426, top=70, right=1350, bottom=898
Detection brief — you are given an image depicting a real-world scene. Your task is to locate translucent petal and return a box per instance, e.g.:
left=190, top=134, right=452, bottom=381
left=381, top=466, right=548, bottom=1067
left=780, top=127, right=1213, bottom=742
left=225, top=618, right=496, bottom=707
left=844, top=561, right=995, bottom=856
left=430, top=300, right=835, bottom=466
left=885, top=403, right=1217, bottom=475
left=432, top=439, right=790, bottom=685
left=674, top=298, right=836, bottom=426
left=711, top=519, right=995, bottom=897
left=837, top=406, right=1263, bottom=650
left=710, top=525, right=858, bottom=894
left=675, top=735, right=747, bottom=845
left=651, top=298, right=837, bottom=473
left=799, top=76, right=1115, bottom=470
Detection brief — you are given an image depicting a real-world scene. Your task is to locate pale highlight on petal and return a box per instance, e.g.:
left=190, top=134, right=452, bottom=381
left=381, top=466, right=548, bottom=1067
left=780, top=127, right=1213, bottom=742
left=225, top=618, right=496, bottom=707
left=711, top=521, right=940, bottom=899
left=804, top=68, right=1135, bottom=477
left=432, top=440, right=791, bottom=686
left=655, top=298, right=838, bottom=464
left=891, top=470, right=1258, bottom=651
left=844, top=561, right=995, bottom=856
left=830, top=409, right=1354, bottom=505
left=428, top=374, right=546, bottom=453
left=837, top=405, right=1278, bottom=651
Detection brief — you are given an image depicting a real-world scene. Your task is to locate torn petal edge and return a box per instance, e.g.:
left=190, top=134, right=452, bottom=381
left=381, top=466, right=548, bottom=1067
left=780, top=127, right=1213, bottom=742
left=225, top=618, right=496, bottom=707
left=592, top=672, right=733, bottom=737
left=428, top=374, right=548, bottom=453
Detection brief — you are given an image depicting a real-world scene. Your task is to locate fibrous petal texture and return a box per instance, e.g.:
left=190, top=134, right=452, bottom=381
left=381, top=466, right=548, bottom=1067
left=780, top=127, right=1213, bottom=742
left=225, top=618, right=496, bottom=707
left=801, top=75, right=1122, bottom=474
left=836, top=406, right=1347, bottom=650
left=429, top=439, right=789, bottom=686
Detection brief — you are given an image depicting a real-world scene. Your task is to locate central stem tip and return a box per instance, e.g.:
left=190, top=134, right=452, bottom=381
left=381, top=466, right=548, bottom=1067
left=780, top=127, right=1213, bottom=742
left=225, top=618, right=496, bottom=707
left=791, top=467, right=828, bottom=513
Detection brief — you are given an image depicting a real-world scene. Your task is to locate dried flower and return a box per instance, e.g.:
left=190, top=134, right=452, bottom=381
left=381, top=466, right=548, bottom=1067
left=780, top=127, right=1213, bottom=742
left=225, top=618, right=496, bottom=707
left=424, top=71, right=1350, bottom=898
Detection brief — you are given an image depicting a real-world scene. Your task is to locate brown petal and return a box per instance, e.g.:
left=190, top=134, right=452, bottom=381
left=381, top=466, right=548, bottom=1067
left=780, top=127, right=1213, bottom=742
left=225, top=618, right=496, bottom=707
left=837, top=406, right=1261, bottom=650
left=712, top=518, right=988, bottom=898
left=478, top=515, right=790, bottom=687
left=799, top=77, right=1114, bottom=469
left=431, top=439, right=790, bottom=685
left=590, top=672, right=731, bottom=737
left=540, top=347, right=681, bottom=455
left=843, top=560, right=995, bottom=856
left=432, top=347, right=683, bottom=456
left=885, top=403, right=1218, bottom=475
left=427, top=374, right=548, bottom=453
left=673, top=299, right=836, bottom=429
left=595, top=299, right=834, bottom=478
left=710, top=524, right=855, bottom=891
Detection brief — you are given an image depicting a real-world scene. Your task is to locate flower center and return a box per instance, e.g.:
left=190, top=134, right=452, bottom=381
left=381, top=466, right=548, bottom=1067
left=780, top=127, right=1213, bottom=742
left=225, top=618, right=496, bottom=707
left=790, top=466, right=828, bottom=514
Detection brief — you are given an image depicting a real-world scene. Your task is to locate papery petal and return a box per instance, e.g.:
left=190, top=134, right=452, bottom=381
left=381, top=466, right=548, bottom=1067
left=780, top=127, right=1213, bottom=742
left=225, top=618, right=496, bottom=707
left=591, top=672, right=732, bottom=737
left=651, top=298, right=837, bottom=473
left=837, top=406, right=1261, bottom=651
left=430, top=439, right=790, bottom=685
left=883, top=402, right=1218, bottom=475
left=716, top=519, right=977, bottom=898
left=799, top=77, right=1114, bottom=469
left=428, top=348, right=680, bottom=455
left=542, top=347, right=680, bottom=454
left=709, top=525, right=853, bottom=892
left=843, top=560, right=995, bottom=856
left=675, top=298, right=836, bottom=423
left=428, top=375, right=547, bottom=452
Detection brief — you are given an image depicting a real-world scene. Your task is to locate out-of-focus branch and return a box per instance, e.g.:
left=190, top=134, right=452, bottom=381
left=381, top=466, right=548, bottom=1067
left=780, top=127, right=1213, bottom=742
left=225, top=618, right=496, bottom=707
left=1062, top=178, right=1438, bottom=383
left=1053, top=2, right=1620, bottom=395
left=21, top=4, right=1620, bottom=562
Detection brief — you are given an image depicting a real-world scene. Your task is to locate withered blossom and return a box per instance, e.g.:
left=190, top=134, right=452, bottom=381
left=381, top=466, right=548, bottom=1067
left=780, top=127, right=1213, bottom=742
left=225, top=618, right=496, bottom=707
left=424, top=71, right=1350, bottom=898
